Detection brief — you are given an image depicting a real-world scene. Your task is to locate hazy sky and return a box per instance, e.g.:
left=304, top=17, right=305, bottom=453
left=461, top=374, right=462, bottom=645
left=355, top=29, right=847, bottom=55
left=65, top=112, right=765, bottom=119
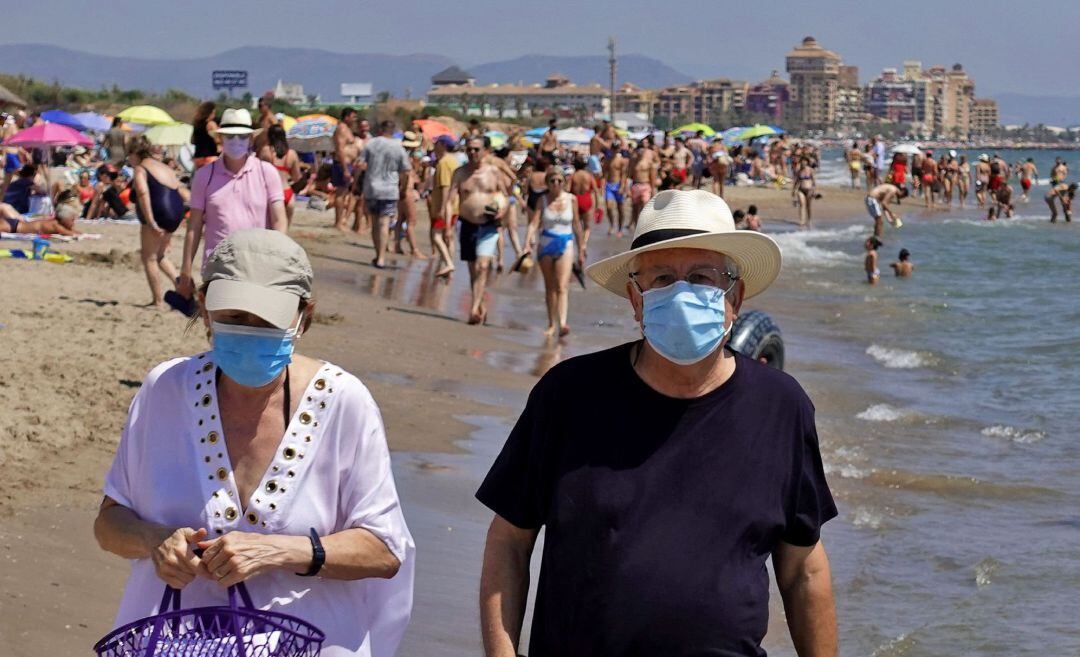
left=13, top=0, right=1080, bottom=96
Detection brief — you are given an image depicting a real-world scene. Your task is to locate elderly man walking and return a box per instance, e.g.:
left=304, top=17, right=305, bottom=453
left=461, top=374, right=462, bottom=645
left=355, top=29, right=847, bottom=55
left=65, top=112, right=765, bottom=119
left=477, top=189, right=839, bottom=657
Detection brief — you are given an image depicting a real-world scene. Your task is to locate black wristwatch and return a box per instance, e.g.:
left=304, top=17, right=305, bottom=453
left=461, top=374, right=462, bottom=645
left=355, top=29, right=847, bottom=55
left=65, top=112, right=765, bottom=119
left=296, top=528, right=325, bottom=577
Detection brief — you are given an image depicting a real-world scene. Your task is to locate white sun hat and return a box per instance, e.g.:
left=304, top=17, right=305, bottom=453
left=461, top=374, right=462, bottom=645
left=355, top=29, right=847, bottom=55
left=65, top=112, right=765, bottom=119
left=216, top=108, right=259, bottom=135
left=585, top=189, right=782, bottom=299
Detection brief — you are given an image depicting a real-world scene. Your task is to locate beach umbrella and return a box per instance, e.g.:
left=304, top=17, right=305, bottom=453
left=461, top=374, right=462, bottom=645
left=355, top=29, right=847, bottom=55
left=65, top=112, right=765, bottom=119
left=40, top=109, right=87, bottom=131
left=525, top=126, right=548, bottom=138
left=890, top=143, right=923, bottom=155
left=555, top=127, right=594, bottom=145
left=287, top=115, right=337, bottom=153
left=279, top=115, right=297, bottom=132
left=736, top=124, right=779, bottom=141
left=414, top=119, right=453, bottom=141
left=73, top=111, right=112, bottom=132
left=144, top=122, right=194, bottom=146
left=294, top=113, right=338, bottom=125
left=671, top=122, right=716, bottom=137
left=2, top=122, right=92, bottom=148
left=117, top=105, right=175, bottom=126
left=485, top=130, right=508, bottom=148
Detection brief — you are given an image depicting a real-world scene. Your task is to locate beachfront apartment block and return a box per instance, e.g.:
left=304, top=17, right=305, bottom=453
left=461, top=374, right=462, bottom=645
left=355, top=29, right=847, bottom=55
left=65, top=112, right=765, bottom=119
left=970, top=99, right=1000, bottom=137
left=785, top=36, right=842, bottom=130
left=865, top=61, right=980, bottom=137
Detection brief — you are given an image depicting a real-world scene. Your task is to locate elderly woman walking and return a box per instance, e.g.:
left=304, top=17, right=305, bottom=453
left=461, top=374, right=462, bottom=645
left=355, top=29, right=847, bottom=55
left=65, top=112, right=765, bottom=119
left=95, top=229, right=415, bottom=656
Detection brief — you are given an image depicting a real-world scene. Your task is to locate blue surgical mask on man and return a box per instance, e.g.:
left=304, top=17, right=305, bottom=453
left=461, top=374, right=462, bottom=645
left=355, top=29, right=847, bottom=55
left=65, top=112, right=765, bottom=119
left=211, top=317, right=301, bottom=387
left=640, top=281, right=728, bottom=365
left=221, top=135, right=250, bottom=159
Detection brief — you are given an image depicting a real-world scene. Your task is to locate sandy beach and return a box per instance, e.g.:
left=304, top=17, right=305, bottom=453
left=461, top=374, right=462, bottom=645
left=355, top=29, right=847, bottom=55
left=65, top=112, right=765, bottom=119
left=0, top=183, right=879, bottom=655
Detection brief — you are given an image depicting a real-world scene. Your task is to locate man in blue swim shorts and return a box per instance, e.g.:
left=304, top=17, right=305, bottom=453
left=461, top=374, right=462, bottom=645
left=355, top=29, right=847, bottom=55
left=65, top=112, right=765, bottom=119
left=445, top=135, right=511, bottom=325
left=603, top=148, right=628, bottom=236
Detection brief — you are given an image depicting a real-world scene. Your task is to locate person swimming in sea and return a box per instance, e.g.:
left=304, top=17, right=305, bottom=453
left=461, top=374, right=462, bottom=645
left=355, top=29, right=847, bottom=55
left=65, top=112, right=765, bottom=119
left=864, top=236, right=883, bottom=285
left=890, top=248, right=914, bottom=277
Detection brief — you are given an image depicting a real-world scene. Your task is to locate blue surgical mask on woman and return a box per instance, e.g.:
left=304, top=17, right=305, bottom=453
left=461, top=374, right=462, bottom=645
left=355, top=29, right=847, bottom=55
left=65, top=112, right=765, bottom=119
left=211, top=318, right=301, bottom=387
left=221, top=135, right=250, bottom=159
left=640, top=281, right=728, bottom=365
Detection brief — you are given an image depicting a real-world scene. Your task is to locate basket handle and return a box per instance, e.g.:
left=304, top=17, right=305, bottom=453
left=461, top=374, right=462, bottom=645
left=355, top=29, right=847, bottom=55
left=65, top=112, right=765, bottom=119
left=158, top=585, right=182, bottom=613
left=157, top=581, right=255, bottom=611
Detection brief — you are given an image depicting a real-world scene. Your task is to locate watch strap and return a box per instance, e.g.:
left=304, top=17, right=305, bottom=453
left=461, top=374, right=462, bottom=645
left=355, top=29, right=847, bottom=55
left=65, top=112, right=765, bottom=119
left=296, top=528, right=325, bottom=577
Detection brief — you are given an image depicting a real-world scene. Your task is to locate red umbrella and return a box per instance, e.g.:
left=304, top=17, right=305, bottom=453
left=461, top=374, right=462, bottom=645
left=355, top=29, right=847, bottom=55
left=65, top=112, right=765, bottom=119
left=3, top=122, right=93, bottom=148
left=413, top=119, right=454, bottom=142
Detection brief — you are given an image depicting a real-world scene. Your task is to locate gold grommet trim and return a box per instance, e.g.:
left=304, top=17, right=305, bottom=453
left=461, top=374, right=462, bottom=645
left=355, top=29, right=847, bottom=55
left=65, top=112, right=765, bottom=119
left=246, top=512, right=258, bottom=525
left=299, top=412, right=312, bottom=425
left=224, top=507, right=237, bottom=521
left=314, top=379, right=326, bottom=391
left=216, top=467, right=228, bottom=480
left=265, top=480, right=278, bottom=493
left=283, top=447, right=297, bottom=460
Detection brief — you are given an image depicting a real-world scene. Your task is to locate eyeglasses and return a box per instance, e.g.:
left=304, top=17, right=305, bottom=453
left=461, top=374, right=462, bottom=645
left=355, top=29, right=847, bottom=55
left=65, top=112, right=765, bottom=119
left=629, top=266, right=740, bottom=296
left=549, top=178, right=565, bottom=184
left=467, top=147, right=482, bottom=153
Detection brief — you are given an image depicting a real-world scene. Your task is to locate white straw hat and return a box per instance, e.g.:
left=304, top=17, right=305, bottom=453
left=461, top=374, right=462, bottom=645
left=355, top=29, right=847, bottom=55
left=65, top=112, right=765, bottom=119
left=585, top=189, right=781, bottom=299
left=216, top=108, right=258, bottom=135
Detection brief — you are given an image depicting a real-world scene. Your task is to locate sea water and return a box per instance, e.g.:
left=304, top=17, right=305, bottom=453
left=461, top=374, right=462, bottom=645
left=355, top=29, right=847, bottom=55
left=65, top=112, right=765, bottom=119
left=314, top=171, right=1080, bottom=655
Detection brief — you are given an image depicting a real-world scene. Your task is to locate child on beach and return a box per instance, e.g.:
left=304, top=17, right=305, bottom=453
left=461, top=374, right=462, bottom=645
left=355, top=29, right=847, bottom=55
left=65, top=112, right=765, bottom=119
left=864, top=236, right=882, bottom=285
left=988, top=184, right=1014, bottom=220
left=745, top=204, right=761, bottom=231
left=890, top=248, right=914, bottom=277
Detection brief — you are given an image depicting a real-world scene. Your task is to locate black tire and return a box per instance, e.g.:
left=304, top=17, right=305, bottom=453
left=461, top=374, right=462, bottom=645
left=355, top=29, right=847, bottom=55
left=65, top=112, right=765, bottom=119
left=728, top=310, right=785, bottom=370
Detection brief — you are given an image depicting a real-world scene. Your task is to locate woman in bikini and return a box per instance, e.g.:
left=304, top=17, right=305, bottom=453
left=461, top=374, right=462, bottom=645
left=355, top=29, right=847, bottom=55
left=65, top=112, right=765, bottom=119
left=258, top=125, right=303, bottom=225
left=536, top=169, right=585, bottom=337
left=1, top=189, right=82, bottom=236
left=792, top=157, right=816, bottom=228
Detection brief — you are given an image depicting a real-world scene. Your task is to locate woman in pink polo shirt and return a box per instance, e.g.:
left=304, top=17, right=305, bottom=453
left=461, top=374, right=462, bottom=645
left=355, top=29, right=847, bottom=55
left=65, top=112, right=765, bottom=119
left=178, top=108, right=287, bottom=298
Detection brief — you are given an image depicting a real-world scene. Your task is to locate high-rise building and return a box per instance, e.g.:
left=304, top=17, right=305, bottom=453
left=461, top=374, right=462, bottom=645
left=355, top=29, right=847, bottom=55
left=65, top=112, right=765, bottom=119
left=613, top=83, right=654, bottom=116
left=865, top=68, right=919, bottom=125
left=835, top=65, right=865, bottom=127
left=745, top=70, right=790, bottom=121
left=926, top=64, right=975, bottom=138
left=970, top=99, right=999, bottom=137
left=785, top=36, right=842, bottom=129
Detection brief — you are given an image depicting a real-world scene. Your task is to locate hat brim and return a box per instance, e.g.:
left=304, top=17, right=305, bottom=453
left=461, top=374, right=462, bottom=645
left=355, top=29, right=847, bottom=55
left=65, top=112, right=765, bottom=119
left=214, top=126, right=260, bottom=136
left=205, top=279, right=301, bottom=329
left=585, top=231, right=782, bottom=299
left=402, top=140, right=421, bottom=149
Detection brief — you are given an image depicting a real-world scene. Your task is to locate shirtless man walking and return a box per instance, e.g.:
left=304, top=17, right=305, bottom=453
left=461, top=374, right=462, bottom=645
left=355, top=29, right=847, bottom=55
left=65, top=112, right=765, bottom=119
left=671, top=138, right=692, bottom=188
left=628, top=143, right=657, bottom=231
left=349, top=118, right=371, bottom=233
left=539, top=119, right=558, bottom=164
left=921, top=152, right=938, bottom=209
left=1020, top=158, right=1039, bottom=202
left=332, top=108, right=359, bottom=231
left=686, top=130, right=709, bottom=189
left=587, top=123, right=609, bottom=183
left=569, top=157, right=599, bottom=250
left=603, top=147, right=629, bottom=236
left=445, top=136, right=511, bottom=324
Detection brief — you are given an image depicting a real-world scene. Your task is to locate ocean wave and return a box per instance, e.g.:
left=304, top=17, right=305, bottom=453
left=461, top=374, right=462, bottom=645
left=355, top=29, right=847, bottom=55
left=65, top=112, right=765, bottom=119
left=980, top=425, right=1046, bottom=444
left=856, top=404, right=910, bottom=422
left=825, top=462, right=871, bottom=479
left=770, top=224, right=863, bottom=267
left=851, top=506, right=886, bottom=530
left=974, top=556, right=1000, bottom=588
left=866, top=344, right=934, bottom=369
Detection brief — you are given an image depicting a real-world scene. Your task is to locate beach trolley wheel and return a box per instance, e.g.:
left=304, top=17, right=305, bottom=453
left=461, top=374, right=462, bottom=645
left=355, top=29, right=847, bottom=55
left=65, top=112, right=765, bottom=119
left=94, top=583, right=324, bottom=657
left=728, top=310, right=785, bottom=371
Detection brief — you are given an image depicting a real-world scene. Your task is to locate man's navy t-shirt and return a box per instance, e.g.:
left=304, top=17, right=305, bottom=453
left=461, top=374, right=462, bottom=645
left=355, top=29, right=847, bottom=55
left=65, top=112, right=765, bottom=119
left=476, top=343, right=837, bottom=657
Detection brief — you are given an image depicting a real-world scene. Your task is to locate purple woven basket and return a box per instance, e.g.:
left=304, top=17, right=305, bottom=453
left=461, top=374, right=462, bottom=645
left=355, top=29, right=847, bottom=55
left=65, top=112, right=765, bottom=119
left=94, top=583, right=325, bottom=657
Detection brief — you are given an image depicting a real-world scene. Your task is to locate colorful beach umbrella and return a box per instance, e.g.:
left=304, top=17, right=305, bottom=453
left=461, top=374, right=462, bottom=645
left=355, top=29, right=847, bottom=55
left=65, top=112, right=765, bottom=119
left=671, top=122, right=716, bottom=137
left=736, top=124, right=779, bottom=141
left=279, top=115, right=297, bottom=132
left=287, top=115, right=337, bottom=153
left=2, top=122, right=92, bottom=148
left=73, top=111, right=112, bottom=132
left=117, top=105, right=175, bottom=126
left=40, top=109, right=87, bottom=131
left=485, top=130, right=508, bottom=149
left=414, top=119, right=454, bottom=141
left=144, top=122, right=193, bottom=146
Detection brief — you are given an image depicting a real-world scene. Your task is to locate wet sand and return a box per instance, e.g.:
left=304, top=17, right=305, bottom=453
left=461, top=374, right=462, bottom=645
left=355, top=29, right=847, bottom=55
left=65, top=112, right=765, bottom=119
left=0, top=182, right=872, bottom=656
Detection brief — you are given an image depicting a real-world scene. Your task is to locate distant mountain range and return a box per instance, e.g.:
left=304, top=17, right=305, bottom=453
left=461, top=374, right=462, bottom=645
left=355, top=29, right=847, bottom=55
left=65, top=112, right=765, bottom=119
left=0, top=44, right=690, bottom=104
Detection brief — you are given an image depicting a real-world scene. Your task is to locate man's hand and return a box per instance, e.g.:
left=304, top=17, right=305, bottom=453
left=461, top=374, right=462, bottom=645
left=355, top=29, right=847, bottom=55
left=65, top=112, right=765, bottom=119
left=150, top=527, right=206, bottom=589
left=176, top=273, right=195, bottom=299
left=773, top=540, right=838, bottom=657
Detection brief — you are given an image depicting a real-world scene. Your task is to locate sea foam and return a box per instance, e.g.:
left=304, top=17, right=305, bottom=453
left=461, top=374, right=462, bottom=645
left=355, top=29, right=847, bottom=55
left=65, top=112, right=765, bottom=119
left=856, top=404, right=909, bottom=422
left=866, top=344, right=933, bottom=369
left=981, top=425, right=1046, bottom=444
left=770, top=224, right=863, bottom=268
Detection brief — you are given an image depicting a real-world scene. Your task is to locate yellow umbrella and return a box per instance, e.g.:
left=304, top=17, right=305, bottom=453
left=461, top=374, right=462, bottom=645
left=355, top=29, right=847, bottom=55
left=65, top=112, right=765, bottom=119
left=280, top=115, right=297, bottom=132
left=117, top=105, right=175, bottom=126
left=144, top=122, right=193, bottom=146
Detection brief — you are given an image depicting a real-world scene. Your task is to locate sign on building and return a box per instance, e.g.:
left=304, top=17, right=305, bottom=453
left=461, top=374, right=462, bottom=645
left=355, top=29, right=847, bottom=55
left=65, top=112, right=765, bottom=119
left=340, top=83, right=374, bottom=103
